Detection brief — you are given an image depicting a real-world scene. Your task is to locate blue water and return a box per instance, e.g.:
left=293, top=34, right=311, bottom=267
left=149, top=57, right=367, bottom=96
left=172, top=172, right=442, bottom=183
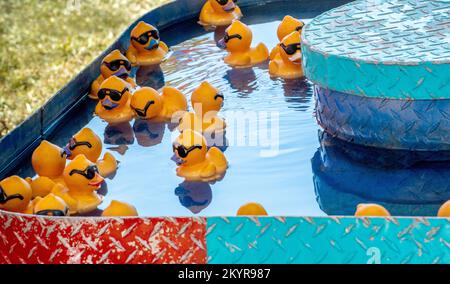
left=68, top=20, right=449, bottom=217
left=80, top=20, right=326, bottom=217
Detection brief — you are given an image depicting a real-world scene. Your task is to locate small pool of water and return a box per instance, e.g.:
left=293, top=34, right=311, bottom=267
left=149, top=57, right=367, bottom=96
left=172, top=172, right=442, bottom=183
left=13, top=2, right=450, bottom=217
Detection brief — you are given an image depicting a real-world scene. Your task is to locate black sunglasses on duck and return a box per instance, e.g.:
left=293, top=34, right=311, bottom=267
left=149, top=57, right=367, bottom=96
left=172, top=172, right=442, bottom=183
left=69, top=165, right=99, bottom=180
left=103, top=59, right=131, bottom=72
left=224, top=33, right=242, bottom=43
left=216, top=0, right=238, bottom=5
left=280, top=43, right=301, bottom=55
left=98, top=87, right=129, bottom=101
left=173, top=144, right=203, bottom=158
left=0, top=185, right=24, bottom=205
left=132, top=30, right=159, bottom=45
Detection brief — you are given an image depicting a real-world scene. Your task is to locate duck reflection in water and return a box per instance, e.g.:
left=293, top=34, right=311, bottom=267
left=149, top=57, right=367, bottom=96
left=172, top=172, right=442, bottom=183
left=282, top=78, right=312, bottom=111
left=224, top=68, right=257, bottom=97
left=175, top=181, right=212, bottom=214
left=312, top=131, right=450, bottom=217
left=135, top=65, right=165, bottom=90
left=104, top=122, right=135, bottom=146
left=132, top=120, right=167, bottom=147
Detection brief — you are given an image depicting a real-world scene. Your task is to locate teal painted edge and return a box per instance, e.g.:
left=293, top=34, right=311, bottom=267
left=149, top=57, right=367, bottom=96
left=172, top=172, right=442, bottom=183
left=206, top=217, right=450, bottom=264
left=302, top=43, right=450, bottom=100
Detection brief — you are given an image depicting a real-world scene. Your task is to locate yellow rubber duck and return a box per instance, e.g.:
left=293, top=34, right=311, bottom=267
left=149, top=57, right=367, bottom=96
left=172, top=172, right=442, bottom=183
left=28, top=176, right=56, bottom=199
left=217, top=20, right=269, bottom=68
left=130, top=86, right=187, bottom=121
left=30, top=140, right=67, bottom=195
left=172, top=130, right=228, bottom=182
left=90, top=49, right=137, bottom=99
left=270, top=16, right=304, bottom=60
left=33, top=193, right=69, bottom=217
left=101, top=200, right=138, bottom=217
left=0, top=176, right=32, bottom=213
left=64, top=127, right=118, bottom=177
left=62, top=155, right=104, bottom=214
left=126, top=21, right=169, bottom=66
left=237, top=203, right=268, bottom=216
left=178, top=81, right=226, bottom=134
left=269, top=31, right=303, bottom=79
left=437, top=200, right=450, bottom=217
left=32, top=141, right=67, bottom=180
left=95, top=76, right=135, bottom=124
left=355, top=204, right=391, bottom=217
left=199, top=0, right=243, bottom=27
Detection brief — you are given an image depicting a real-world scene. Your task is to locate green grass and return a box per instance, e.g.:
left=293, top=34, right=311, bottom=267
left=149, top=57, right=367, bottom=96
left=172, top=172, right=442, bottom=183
left=0, top=0, right=167, bottom=137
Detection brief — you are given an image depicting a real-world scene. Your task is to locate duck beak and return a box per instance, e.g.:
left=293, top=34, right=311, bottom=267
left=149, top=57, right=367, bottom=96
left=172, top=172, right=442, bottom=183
left=113, top=68, right=129, bottom=79
left=217, top=38, right=227, bottom=50
left=62, top=146, right=73, bottom=159
left=102, top=98, right=119, bottom=110
left=223, top=1, right=236, bottom=12
left=171, top=154, right=185, bottom=166
left=290, top=52, right=302, bottom=64
left=88, top=173, right=105, bottom=189
left=145, top=38, right=160, bottom=50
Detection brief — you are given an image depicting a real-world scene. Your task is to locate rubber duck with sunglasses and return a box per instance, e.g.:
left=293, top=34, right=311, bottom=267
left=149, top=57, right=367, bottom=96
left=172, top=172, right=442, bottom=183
left=90, top=49, right=137, bottom=99
left=95, top=76, right=135, bottom=124
left=63, top=128, right=118, bottom=178
left=199, top=0, right=242, bottom=27
left=270, top=16, right=304, bottom=60
left=0, top=176, right=32, bottom=213
left=269, top=31, right=303, bottom=79
left=217, top=20, right=269, bottom=68
left=130, top=86, right=187, bottom=121
left=126, top=21, right=169, bottom=66
left=178, top=81, right=226, bottom=136
left=61, top=155, right=105, bottom=214
left=171, top=129, right=228, bottom=183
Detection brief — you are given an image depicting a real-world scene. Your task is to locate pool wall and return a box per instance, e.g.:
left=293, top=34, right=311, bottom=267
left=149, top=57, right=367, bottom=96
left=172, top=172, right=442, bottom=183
left=0, top=0, right=449, bottom=264
left=1, top=212, right=448, bottom=264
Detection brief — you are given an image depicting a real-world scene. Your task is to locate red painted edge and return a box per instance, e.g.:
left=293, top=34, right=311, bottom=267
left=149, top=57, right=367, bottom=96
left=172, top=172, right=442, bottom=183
left=0, top=212, right=207, bottom=264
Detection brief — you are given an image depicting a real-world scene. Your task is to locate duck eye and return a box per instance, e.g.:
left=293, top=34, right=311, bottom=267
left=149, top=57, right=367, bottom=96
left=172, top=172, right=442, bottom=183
left=216, top=0, right=228, bottom=5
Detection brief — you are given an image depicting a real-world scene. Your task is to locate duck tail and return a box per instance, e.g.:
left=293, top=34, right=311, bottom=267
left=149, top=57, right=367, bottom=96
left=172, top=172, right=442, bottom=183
left=206, top=147, right=228, bottom=171
left=252, top=43, right=270, bottom=64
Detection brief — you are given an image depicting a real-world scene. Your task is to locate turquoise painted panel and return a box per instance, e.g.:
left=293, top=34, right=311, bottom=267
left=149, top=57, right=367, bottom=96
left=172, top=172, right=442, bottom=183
left=207, top=217, right=450, bottom=264
left=302, top=0, right=450, bottom=99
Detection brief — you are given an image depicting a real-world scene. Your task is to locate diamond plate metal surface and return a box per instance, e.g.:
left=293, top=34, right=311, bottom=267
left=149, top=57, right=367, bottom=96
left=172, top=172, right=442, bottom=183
left=302, top=0, right=450, bottom=99
left=0, top=212, right=207, bottom=264
left=207, top=217, right=450, bottom=264
left=312, top=131, right=450, bottom=217
left=314, top=85, right=450, bottom=151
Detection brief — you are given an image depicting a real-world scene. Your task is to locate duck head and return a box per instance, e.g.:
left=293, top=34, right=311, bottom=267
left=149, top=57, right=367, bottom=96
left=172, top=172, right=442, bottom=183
left=32, top=141, right=67, bottom=178
left=355, top=203, right=391, bottom=217
left=191, top=81, right=224, bottom=116
left=210, top=0, right=238, bottom=13
left=63, top=155, right=105, bottom=192
left=64, top=128, right=102, bottom=163
left=130, top=21, right=161, bottom=52
left=279, top=31, right=302, bottom=64
left=130, top=87, right=163, bottom=119
left=277, top=15, right=304, bottom=41
left=33, top=193, right=69, bottom=217
left=101, top=200, right=138, bottom=217
left=100, top=49, right=132, bottom=80
left=97, top=76, right=131, bottom=111
left=217, top=20, right=251, bottom=51
left=0, top=176, right=32, bottom=212
left=171, top=130, right=208, bottom=167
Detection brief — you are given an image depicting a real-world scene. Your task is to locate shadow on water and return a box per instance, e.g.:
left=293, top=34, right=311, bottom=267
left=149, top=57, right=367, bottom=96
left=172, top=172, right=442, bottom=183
left=312, top=131, right=450, bottom=216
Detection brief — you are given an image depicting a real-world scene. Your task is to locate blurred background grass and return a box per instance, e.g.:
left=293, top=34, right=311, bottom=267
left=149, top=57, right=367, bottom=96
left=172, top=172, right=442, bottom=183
left=0, top=0, right=167, bottom=137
